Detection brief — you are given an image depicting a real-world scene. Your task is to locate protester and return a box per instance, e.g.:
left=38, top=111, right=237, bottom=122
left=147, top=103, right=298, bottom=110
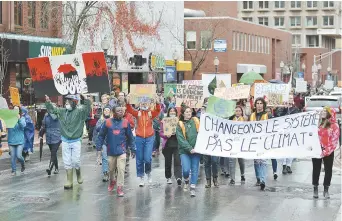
left=96, top=106, right=135, bottom=197
left=249, top=97, right=270, bottom=190
left=87, top=96, right=99, bottom=148
left=94, top=105, right=111, bottom=182
left=312, top=107, right=340, bottom=199
left=227, top=106, right=246, bottom=185
left=45, top=94, right=91, bottom=189
left=21, top=107, right=34, bottom=162
left=176, top=106, right=200, bottom=197
left=0, top=118, right=6, bottom=155
left=8, top=107, right=26, bottom=175
left=265, top=106, right=278, bottom=180
left=160, top=107, right=182, bottom=185
left=152, top=99, right=163, bottom=157
left=126, top=95, right=161, bottom=187
left=39, top=110, right=61, bottom=176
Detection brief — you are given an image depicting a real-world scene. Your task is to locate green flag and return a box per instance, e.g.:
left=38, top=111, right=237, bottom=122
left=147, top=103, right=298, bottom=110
left=206, top=96, right=236, bottom=119
left=0, top=109, right=19, bottom=128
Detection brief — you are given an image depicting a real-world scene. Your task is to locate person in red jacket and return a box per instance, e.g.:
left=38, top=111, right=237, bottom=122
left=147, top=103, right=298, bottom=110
left=126, top=95, right=161, bottom=187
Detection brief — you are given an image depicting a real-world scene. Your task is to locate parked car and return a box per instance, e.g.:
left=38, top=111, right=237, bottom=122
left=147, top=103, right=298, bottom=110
left=329, top=90, right=342, bottom=97
left=304, top=95, right=342, bottom=120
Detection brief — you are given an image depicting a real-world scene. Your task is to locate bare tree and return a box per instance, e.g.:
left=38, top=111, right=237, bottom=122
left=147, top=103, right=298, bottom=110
left=0, top=38, right=9, bottom=95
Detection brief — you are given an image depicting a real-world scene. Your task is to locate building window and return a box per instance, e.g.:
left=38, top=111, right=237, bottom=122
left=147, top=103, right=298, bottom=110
left=307, top=1, right=317, bottom=8
left=306, top=16, right=317, bottom=26
left=258, top=36, right=261, bottom=53
left=290, top=16, right=301, bottom=27
left=186, top=31, right=196, bottom=49
left=259, top=1, right=269, bottom=9
left=248, top=35, right=251, bottom=52
left=244, top=33, right=247, bottom=51
left=240, top=33, right=244, bottom=51
left=258, top=17, right=268, bottom=26
left=307, top=35, right=319, bottom=47
left=267, top=38, right=270, bottom=54
left=236, top=33, right=240, bottom=51
left=242, top=17, right=253, bottom=22
left=274, top=1, right=285, bottom=8
left=233, top=32, right=236, bottom=50
left=243, top=1, right=253, bottom=10
left=292, top=35, right=301, bottom=45
left=323, top=1, right=334, bottom=8
left=323, top=16, right=334, bottom=26
left=201, top=31, right=212, bottom=50
left=28, top=2, right=36, bottom=28
left=41, top=1, right=49, bottom=29
left=274, top=17, right=285, bottom=27
left=14, top=2, right=22, bottom=26
left=291, top=1, right=301, bottom=8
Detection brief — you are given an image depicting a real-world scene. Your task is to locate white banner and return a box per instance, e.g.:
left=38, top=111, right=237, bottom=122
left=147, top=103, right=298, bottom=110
left=295, top=80, right=307, bottom=93
left=254, top=83, right=290, bottom=105
left=194, top=112, right=321, bottom=159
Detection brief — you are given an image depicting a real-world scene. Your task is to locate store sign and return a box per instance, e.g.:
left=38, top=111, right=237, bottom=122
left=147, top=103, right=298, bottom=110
left=29, top=42, right=70, bottom=58
left=149, top=53, right=165, bottom=71
left=214, top=39, right=227, bottom=52
left=165, top=66, right=176, bottom=82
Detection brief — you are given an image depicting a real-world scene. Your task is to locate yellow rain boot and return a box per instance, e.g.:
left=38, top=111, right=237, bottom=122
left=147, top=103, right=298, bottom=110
left=76, top=168, right=83, bottom=184
left=64, top=169, right=73, bottom=189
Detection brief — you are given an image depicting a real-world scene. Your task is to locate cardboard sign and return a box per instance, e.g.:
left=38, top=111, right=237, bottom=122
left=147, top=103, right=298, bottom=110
left=214, top=85, right=250, bottom=101
left=295, top=80, right=307, bottom=93
left=130, top=84, right=156, bottom=104
left=162, top=117, right=179, bottom=136
left=266, top=93, right=283, bottom=106
left=0, top=97, right=8, bottom=109
left=254, top=83, right=290, bottom=105
left=202, top=74, right=231, bottom=98
left=206, top=96, right=236, bottom=119
left=194, top=112, right=321, bottom=159
left=164, top=84, right=177, bottom=98
left=9, top=87, right=20, bottom=106
left=27, top=52, right=109, bottom=97
left=0, top=109, right=19, bottom=128
left=176, top=84, right=203, bottom=108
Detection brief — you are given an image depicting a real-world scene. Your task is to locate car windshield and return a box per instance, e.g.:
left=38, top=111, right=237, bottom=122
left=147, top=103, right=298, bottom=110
left=307, top=98, right=339, bottom=108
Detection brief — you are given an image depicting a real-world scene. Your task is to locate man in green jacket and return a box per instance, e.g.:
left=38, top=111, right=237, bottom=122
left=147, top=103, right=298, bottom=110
left=45, top=94, right=91, bottom=189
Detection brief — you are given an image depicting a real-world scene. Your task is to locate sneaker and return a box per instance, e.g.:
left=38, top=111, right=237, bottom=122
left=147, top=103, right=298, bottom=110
left=117, top=186, right=124, bottom=197
left=46, top=169, right=51, bottom=176
left=229, top=179, right=235, bottom=185
left=167, top=178, right=172, bottom=184
left=103, top=172, right=109, bottom=182
left=190, top=186, right=196, bottom=197
left=184, top=180, right=189, bottom=191
left=282, top=165, right=287, bottom=174
left=286, top=166, right=292, bottom=174
left=241, top=176, right=246, bottom=184
left=147, top=174, right=152, bottom=184
left=260, top=182, right=266, bottom=191
left=273, top=173, right=278, bottom=180
left=139, top=177, right=145, bottom=187
left=225, top=173, right=230, bottom=178
left=11, top=171, right=16, bottom=176
left=54, top=169, right=59, bottom=174
left=152, top=151, right=156, bottom=157
left=21, top=164, right=25, bottom=173
left=177, top=178, right=182, bottom=186
left=255, top=178, right=261, bottom=186
left=108, top=180, right=116, bottom=192
left=220, top=171, right=225, bottom=176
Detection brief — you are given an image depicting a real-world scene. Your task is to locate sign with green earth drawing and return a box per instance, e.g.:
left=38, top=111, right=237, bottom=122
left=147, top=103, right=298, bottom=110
left=206, top=96, right=236, bottom=119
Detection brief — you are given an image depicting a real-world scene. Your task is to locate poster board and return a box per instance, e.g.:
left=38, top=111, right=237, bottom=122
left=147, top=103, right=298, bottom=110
left=175, top=84, right=203, bottom=108
left=266, top=93, right=283, bottom=106
left=164, top=84, right=177, bottom=98
left=295, top=80, right=307, bottom=93
left=162, top=117, right=179, bottom=136
left=130, top=84, right=156, bottom=104
left=254, top=83, right=290, bottom=105
left=0, top=109, right=19, bottom=128
left=9, top=87, right=20, bottom=106
left=182, top=80, right=202, bottom=85
left=206, top=96, right=236, bottom=119
left=27, top=52, right=109, bottom=97
left=214, top=85, right=250, bottom=101
left=202, top=74, right=231, bottom=98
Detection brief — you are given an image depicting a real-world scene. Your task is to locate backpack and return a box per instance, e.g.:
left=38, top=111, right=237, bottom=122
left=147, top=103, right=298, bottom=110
left=178, top=117, right=200, bottom=139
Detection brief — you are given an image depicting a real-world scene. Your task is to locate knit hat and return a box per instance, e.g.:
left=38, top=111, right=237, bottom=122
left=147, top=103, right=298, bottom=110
left=324, top=106, right=332, bottom=116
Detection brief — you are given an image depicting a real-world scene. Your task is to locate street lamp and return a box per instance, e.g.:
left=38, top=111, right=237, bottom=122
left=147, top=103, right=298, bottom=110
left=214, top=57, right=219, bottom=74
left=101, top=37, right=110, bottom=55
left=301, top=63, right=306, bottom=71
left=327, top=66, right=332, bottom=81
left=280, top=61, right=284, bottom=81
left=172, top=50, right=179, bottom=82
left=317, top=63, right=322, bottom=86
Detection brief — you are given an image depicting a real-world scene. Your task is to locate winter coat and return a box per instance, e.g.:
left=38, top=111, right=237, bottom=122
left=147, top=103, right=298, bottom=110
left=126, top=104, right=161, bottom=138
left=94, top=117, right=109, bottom=148
left=8, top=117, right=26, bottom=146
left=96, top=118, right=135, bottom=156
left=39, top=113, right=61, bottom=145
left=176, top=117, right=199, bottom=155
left=318, top=108, right=340, bottom=157
left=45, top=99, right=91, bottom=141
left=124, top=112, right=135, bottom=129
left=274, top=106, right=300, bottom=118
left=22, top=107, right=35, bottom=152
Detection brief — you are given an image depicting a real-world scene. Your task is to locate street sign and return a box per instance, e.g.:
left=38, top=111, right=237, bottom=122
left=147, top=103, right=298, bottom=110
left=213, top=39, right=227, bottom=52
left=165, top=66, right=176, bottom=82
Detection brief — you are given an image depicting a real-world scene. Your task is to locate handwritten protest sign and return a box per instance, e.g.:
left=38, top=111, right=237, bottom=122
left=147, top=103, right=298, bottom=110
left=164, top=84, right=177, bottom=98
left=176, top=84, right=203, bottom=108
left=295, top=80, right=307, bottom=93
left=254, top=83, right=290, bottom=105
left=163, top=117, right=179, bottom=136
left=130, top=84, right=156, bottom=104
left=194, top=112, right=321, bottom=159
left=206, top=96, right=236, bottom=119
left=0, top=109, right=19, bottom=128
left=214, top=85, right=250, bottom=100
left=266, top=93, right=283, bottom=106
left=202, top=74, right=231, bottom=98
left=182, top=80, right=202, bottom=85
left=9, top=87, right=20, bottom=106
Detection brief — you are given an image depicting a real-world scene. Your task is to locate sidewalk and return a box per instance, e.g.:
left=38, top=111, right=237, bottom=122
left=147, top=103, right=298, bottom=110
left=333, top=145, right=342, bottom=173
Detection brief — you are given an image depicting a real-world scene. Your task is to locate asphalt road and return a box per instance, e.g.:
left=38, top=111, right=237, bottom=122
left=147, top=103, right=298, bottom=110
left=0, top=142, right=340, bottom=221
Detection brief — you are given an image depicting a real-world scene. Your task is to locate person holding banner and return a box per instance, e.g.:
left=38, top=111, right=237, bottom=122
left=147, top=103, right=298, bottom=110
left=126, top=95, right=161, bottom=187
left=45, top=94, right=91, bottom=189
left=176, top=107, right=200, bottom=197
left=249, top=97, right=271, bottom=190
left=265, top=107, right=278, bottom=180
left=312, top=107, right=340, bottom=199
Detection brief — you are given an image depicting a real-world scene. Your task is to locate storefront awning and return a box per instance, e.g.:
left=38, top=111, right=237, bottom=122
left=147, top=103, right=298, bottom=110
left=237, top=64, right=267, bottom=74
left=165, top=60, right=192, bottom=72
left=0, top=33, right=67, bottom=44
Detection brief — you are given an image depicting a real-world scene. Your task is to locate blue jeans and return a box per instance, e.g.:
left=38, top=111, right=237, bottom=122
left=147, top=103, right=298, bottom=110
left=102, top=145, right=108, bottom=174
left=10, top=145, right=25, bottom=172
left=135, top=136, right=154, bottom=177
left=203, top=155, right=219, bottom=179
left=254, top=160, right=267, bottom=184
left=153, top=131, right=160, bottom=152
left=180, top=153, right=201, bottom=185
left=271, top=159, right=277, bottom=173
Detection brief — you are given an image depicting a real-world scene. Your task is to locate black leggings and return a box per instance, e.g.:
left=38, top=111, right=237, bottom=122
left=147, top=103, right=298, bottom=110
left=49, top=143, right=60, bottom=170
left=312, top=151, right=334, bottom=186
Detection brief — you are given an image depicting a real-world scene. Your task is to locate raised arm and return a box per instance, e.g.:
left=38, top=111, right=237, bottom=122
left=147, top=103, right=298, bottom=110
left=126, top=103, right=138, bottom=118
left=151, top=104, right=161, bottom=119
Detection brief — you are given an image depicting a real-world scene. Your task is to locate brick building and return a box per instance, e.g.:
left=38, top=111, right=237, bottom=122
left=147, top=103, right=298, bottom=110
left=0, top=1, right=67, bottom=108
